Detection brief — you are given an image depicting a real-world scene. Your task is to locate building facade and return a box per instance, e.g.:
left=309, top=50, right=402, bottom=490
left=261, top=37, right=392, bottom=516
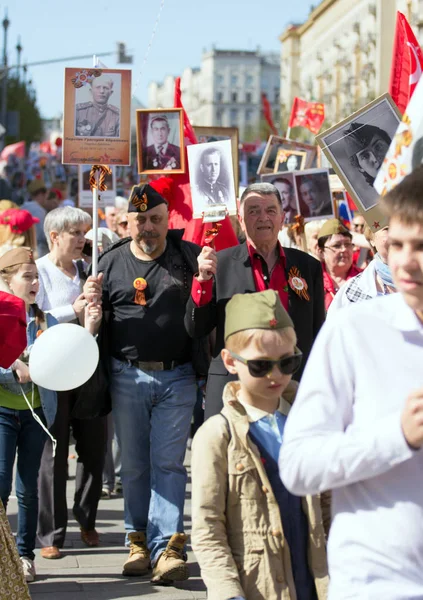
left=148, top=48, right=280, bottom=140
left=280, top=0, right=423, bottom=127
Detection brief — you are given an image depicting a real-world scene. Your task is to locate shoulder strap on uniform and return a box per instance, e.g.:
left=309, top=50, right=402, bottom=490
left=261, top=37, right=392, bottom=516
left=76, top=102, right=92, bottom=110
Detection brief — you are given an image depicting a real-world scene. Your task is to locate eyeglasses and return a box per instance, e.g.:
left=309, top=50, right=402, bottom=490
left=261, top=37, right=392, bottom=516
left=324, top=242, right=353, bottom=252
left=230, top=351, right=303, bottom=378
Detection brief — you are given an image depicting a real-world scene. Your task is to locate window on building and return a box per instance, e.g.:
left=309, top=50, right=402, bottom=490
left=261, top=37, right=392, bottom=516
left=230, top=109, right=238, bottom=125
left=246, top=109, right=254, bottom=123
left=217, top=74, right=224, bottom=85
left=231, top=91, right=238, bottom=103
left=246, top=92, right=252, bottom=103
left=231, top=75, right=238, bottom=86
left=216, top=110, right=223, bottom=126
left=217, top=91, right=224, bottom=103
left=274, top=89, right=280, bottom=103
left=246, top=75, right=253, bottom=87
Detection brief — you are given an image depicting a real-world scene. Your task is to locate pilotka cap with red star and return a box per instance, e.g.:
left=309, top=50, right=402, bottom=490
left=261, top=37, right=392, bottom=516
left=0, top=247, right=35, bottom=271
left=224, top=289, right=294, bottom=342
left=128, top=184, right=168, bottom=213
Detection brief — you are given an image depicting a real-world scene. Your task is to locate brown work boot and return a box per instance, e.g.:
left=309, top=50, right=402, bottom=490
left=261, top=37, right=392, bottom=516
left=151, top=533, right=188, bottom=583
left=40, top=546, right=62, bottom=560
left=122, top=532, right=150, bottom=576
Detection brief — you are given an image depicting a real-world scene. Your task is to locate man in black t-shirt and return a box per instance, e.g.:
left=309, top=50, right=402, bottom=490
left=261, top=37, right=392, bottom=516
left=84, top=184, right=200, bottom=584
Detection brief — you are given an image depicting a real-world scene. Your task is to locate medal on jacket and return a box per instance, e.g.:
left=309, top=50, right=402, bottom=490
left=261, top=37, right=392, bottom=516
left=287, top=266, right=310, bottom=301
left=133, top=278, right=147, bottom=306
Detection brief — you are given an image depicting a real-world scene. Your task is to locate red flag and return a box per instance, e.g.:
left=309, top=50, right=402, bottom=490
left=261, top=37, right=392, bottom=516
left=1, top=141, right=25, bottom=161
left=288, top=98, right=325, bottom=135
left=148, top=79, right=238, bottom=251
left=40, top=141, right=53, bottom=155
left=174, top=77, right=198, bottom=145
left=261, top=93, right=278, bottom=136
left=389, top=11, right=423, bottom=114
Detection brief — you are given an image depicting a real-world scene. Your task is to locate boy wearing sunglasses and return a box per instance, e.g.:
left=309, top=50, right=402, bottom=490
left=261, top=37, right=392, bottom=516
left=191, top=289, right=328, bottom=600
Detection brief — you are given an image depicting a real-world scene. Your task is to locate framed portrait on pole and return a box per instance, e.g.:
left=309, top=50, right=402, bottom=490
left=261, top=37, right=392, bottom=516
left=316, top=93, right=401, bottom=230
left=62, top=68, right=132, bottom=166
left=257, top=136, right=317, bottom=175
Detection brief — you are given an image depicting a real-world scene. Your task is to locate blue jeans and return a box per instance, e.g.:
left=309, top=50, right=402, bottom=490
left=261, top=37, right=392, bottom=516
left=0, top=406, right=47, bottom=559
left=110, top=358, right=197, bottom=564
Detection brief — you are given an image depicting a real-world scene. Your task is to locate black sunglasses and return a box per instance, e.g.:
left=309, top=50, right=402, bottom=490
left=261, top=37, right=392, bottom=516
left=230, top=351, right=302, bottom=378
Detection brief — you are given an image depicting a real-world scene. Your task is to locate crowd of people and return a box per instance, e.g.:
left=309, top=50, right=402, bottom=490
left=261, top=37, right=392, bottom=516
left=0, top=156, right=421, bottom=600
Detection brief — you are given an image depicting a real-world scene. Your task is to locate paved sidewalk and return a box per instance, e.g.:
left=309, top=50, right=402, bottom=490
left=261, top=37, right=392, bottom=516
left=8, top=447, right=206, bottom=600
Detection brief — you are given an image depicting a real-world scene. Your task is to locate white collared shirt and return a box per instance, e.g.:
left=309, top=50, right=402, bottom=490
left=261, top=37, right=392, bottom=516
left=237, top=394, right=291, bottom=438
left=279, top=292, right=423, bottom=599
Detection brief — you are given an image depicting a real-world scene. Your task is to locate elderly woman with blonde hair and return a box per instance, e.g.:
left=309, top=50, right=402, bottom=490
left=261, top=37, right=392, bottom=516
left=35, top=205, right=107, bottom=560
left=304, top=219, right=327, bottom=261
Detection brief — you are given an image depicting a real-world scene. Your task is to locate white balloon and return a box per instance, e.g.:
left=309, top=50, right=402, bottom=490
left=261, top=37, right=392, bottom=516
left=29, top=324, right=99, bottom=391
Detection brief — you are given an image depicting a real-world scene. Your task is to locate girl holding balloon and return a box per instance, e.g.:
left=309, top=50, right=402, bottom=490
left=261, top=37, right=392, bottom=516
left=0, top=247, right=100, bottom=583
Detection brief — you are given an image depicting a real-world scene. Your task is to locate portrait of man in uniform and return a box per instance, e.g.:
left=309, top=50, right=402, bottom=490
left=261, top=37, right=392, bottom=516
left=75, top=73, right=120, bottom=138
left=195, top=146, right=229, bottom=206
left=142, top=115, right=181, bottom=171
left=188, top=139, right=237, bottom=217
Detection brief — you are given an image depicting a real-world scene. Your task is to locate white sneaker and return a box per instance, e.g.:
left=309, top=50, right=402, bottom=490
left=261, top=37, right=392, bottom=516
left=20, top=556, right=35, bottom=582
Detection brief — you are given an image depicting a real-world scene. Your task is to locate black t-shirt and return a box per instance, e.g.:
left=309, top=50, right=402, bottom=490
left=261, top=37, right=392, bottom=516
left=99, top=239, right=193, bottom=362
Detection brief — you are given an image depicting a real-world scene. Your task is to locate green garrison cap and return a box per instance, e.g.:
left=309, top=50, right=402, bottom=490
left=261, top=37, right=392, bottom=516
left=317, top=218, right=350, bottom=240
left=224, top=290, right=294, bottom=342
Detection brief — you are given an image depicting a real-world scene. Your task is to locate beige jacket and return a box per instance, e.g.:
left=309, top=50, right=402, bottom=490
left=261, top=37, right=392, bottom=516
left=191, top=381, right=329, bottom=600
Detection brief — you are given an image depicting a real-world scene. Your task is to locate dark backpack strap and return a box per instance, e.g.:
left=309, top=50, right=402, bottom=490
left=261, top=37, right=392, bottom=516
left=220, top=413, right=232, bottom=441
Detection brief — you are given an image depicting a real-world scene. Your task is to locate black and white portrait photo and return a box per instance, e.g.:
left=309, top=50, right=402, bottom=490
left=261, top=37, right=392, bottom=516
left=317, top=94, right=401, bottom=212
left=261, top=173, right=299, bottom=224
left=257, top=136, right=317, bottom=175
left=274, top=149, right=307, bottom=173
left=187, top=139, right=237, bottom=217
left=74, top=72, right=121, bottom=138
left=136, top=108, right=185, bottom=175
left=294, top=169, right=334, bottom=221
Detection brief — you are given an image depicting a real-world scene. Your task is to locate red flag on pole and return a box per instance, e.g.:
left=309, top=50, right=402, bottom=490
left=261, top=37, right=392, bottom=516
left=174, top=77, right=198, bottom=145
left=288, top=98, right=325, bottom=135
left=261, top=93, right=278, bottom=136
left=389, top=11, right=423, bottom=114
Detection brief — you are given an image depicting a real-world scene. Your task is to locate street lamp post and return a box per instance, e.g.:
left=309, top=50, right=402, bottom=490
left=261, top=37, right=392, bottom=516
left=16, top=36, right=22, bottom=80
left=0, top=11, right=10, bottom=149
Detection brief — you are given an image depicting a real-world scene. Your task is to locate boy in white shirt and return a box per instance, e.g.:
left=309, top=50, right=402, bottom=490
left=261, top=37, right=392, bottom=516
left=279, top=166, right=423, bottom=599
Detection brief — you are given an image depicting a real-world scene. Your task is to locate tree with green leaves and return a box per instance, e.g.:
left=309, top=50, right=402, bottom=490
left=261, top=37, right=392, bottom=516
left=5, top=76, right=43, bottom=146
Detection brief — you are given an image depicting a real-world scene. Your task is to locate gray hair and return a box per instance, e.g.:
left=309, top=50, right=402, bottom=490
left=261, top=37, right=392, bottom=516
left=304, top=219, right=328, bottom=246
left=240, top=182, right=282, bottom=205
left=44, top=206, right=92, bottom=250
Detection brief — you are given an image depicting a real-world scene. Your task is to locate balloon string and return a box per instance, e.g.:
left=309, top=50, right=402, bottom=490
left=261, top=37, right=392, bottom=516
left=131, top=0, right=166, bottom=99
left=20, top=383, right=57, bottom=457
